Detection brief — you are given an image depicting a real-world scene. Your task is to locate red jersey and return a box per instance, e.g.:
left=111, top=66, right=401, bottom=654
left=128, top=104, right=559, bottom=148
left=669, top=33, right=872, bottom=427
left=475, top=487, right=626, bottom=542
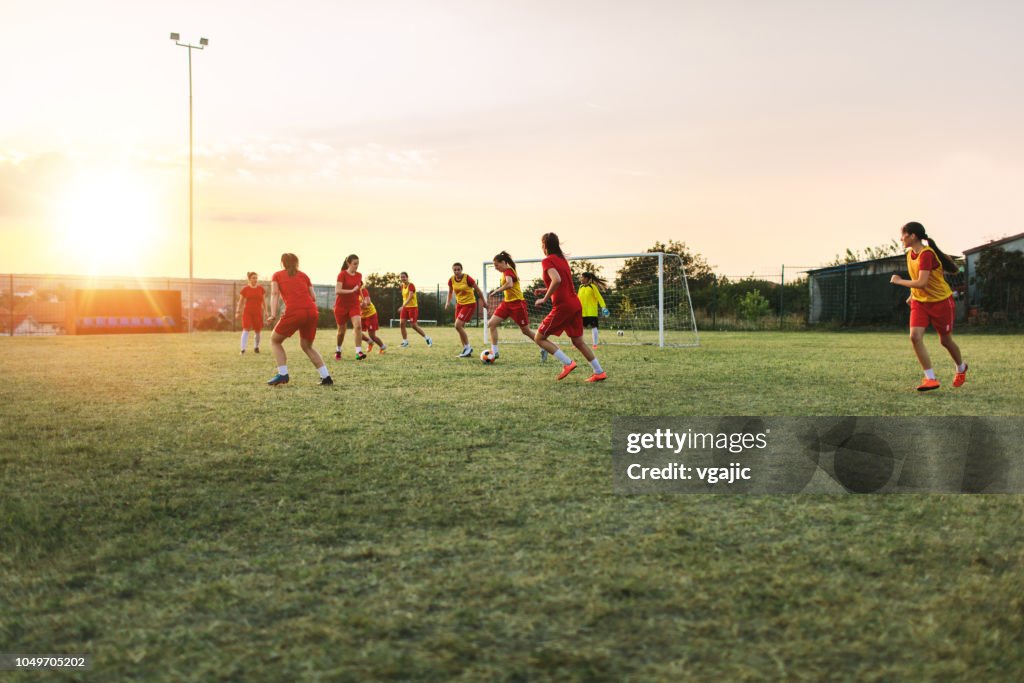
left=272, top=269, right=317, bottom=311
left=239, top=285, right=265, bottom=312
left=541, top=254, right=580, bottom=310
left=335, top=270, right=363, bottom=308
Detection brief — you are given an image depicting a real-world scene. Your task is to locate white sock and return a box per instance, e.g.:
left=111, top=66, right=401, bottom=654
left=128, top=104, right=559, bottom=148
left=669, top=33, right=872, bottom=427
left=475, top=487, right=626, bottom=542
left=592, top=328, right=599, bottom=345
left=957, top=363, right=967, bottom=372
left=240, top=330, right=249, bottom=350
left=336, top=345, right=342, bottom=352
left=590, top=358, right=603, bottom=373
left=254, top=333, right=261, bottom=348
left=318, top=365, right=329, bottom=379
left=554, top=350, right=572, bottom=365
left=278, top=365, right=289, bottom=375
left=924, top=368, right=936, bottom=380
left=356, top=346, right=362, bottom=354
left=491, top=344, right=498, bottom=354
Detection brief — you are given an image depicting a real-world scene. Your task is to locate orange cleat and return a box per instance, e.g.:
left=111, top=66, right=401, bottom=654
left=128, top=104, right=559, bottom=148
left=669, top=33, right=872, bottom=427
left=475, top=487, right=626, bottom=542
left=916, top=378, right=940, bottom=392
left=557, top=360, right=578, bottom=380
left=953, top=364, right=968, bottom=388
left=379, top=347, right=386, bottom=355
left=585, top=372, right=607, bottom=383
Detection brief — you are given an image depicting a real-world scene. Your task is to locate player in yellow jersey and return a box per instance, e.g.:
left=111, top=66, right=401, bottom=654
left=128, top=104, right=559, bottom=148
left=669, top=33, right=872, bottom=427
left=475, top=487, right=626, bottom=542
left=890, top=222, right=967, bottom=391
left=445, top=262, right=485, bottom=358
left=358, top=286, right=387, bottom=354
left=486, top=251, right=535, bottom=359
left=577, top=272, right=609, bottom=348
left=398, top=271, right=432, bottom=348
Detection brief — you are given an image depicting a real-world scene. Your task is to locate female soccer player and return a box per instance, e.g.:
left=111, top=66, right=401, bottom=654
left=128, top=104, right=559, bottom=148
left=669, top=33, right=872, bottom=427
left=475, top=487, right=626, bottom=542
left=359, top=285, right=387, bottom=354
left=889, top=221, right=967, bottom=391
left=445, top=262, right=485, bottom=358
left=266, top=253, right=333, bottom=386
left=577, top=271, right=609, bottom=348
left=334, top=254, right=366, bottom=361
left=486, top=251, right=535, bottom=358
left=533, top=234, right=607, bottom=382
left=398, top=271, right=432, bottom=348
left=236, top=271, right=267, bottom=354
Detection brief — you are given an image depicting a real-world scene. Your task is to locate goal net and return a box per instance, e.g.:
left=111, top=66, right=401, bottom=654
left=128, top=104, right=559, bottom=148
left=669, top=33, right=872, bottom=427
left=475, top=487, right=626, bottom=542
left=481, top=253, right=699, bottom=347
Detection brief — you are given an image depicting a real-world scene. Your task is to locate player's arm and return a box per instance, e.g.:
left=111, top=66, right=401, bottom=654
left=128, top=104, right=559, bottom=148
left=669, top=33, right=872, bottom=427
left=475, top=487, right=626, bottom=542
left=268, top=282, right=282, bottom=319
left=401, top=286, right=415, bottom=308
left=535, top=268, right=560, bottom=307
left=489, top=273, right=513, bottom=297
left=890, top=270, right=931, bottom=289
left=235, top=292, right=245, bottom=318
left=262, top=290, right=270, bottom=318
left=472, top=282, right=486, bottom=311
left=445, top=280, right=453, bottom=309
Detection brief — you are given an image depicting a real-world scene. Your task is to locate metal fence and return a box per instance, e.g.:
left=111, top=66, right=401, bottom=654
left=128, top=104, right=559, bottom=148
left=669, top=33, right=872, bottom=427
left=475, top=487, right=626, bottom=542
left=0, top=274, right=474, bottom=336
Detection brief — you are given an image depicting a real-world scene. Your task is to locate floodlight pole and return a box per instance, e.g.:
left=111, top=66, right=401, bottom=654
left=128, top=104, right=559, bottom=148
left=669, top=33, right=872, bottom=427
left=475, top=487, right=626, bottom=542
left=171, top=33, right=208, bottom=333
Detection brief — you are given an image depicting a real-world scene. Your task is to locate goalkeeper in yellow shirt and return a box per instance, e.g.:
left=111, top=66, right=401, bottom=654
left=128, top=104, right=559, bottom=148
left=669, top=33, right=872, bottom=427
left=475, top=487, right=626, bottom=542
left=577, top=272, right=609, bottom=348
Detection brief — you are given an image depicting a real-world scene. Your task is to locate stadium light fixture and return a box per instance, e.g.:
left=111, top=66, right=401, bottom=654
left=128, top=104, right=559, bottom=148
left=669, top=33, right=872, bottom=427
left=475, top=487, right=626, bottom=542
left=169, top=32, right=209, bottom=333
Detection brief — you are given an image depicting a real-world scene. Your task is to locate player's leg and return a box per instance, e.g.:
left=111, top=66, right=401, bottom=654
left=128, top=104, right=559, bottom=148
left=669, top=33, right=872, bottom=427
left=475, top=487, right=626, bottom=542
left=910, top=326, right=939, bottom=390
left=399, top=311, right=409, bottom=346
left=268, top=331, right=290, bottom=385
left=299, top=315, right=332, bottom=384
left=240, top=327, right=250, bottom=353
left=592, top=319, right=600, bottom=347
left=352, top=317, right=366, bottom=359
left=571, top=335, right=606, bottom=381
left=455, top=318, right=472, bottom=357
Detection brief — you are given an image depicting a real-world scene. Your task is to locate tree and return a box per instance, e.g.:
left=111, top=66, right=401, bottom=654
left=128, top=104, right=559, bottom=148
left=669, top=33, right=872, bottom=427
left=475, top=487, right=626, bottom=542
left=364, top=272, right=403, bottom=289
left=613, top=240, right=715, bottom=292
left=827, top=239, right=902, bottom=266
left=737, top=290, right=771, bottom=321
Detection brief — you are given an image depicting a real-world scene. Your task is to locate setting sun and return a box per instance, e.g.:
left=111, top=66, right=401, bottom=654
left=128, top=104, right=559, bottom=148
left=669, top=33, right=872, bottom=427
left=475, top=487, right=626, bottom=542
left=54, top=169, right=164, bottom=274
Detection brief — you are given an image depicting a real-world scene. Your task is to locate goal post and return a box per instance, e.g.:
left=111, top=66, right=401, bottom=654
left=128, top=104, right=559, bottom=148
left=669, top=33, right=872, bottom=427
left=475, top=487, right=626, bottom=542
left=481, top=252, right=699, bottom=347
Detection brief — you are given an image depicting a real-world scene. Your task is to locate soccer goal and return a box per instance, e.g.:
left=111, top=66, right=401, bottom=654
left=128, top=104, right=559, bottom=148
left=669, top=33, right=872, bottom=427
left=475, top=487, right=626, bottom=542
left=481, top=252, right=699, bottom=347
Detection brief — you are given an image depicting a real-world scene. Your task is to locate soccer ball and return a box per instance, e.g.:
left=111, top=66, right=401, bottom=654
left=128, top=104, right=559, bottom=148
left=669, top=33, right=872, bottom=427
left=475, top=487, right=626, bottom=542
left=480, top=350, right=495, bottom=364
left=616, top=329, right=624, bottom=336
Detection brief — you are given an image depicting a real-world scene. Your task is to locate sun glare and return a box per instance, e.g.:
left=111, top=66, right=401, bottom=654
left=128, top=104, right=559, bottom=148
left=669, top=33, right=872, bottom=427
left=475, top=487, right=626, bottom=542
left=55, top=169, right=162, bottom=274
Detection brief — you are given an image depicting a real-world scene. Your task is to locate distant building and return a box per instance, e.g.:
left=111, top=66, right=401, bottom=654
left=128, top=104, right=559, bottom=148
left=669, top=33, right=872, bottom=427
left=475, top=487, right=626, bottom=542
left=962, top=232, right=1024, bottom=308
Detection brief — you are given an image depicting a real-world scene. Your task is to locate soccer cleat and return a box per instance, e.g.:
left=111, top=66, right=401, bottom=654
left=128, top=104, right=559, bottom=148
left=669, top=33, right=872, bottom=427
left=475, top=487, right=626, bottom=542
left=557, top=360, right=578, bottom=380
left=334, top=351, right=342, bottom=360
left=458, top=347, right=474, bottom=358
left=426, top=336, right=433, bottom=347
left=592, top=344, right=599, bottom=349
left=400, top=340, right=409, bottom=348
left=267, top=373, right=290, bottom=386
left=379, top=347, right=386, bottom=355
left=585, top=372, right=608, bottom=383
left=356, top=352, right=367, bottom=360
left=254, top=347, right=260, bottom=354
left=492, top=352, right=499, bottom=360
left=540, top=349, right=548, bottom=362
left=916, top=378, right=940, bottom=392
left=366, top=342, right=373, bottom=352
left=953, top=364, right=969, bottom=388
left=240, top=349, right=245, bottom=355
left=319, top=375, right=334, bottom=385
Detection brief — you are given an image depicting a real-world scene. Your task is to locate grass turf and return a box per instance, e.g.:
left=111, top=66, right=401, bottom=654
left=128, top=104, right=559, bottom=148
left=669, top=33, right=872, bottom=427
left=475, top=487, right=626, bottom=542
left=1, top=329, right=1022, bottom=681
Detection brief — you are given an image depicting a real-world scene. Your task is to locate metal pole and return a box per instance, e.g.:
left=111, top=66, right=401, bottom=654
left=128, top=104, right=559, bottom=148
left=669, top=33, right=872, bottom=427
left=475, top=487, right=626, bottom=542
left=482, top=265, right=488, bottom=344
left=843, top=264, right=849, bottom=324
left=779, top=264, right=785, bottom=328
left=657, top=252, right=664, bottom=347
left=188, top=47, right=193, bottom=334
left=8, top=274, right=13, bottom=336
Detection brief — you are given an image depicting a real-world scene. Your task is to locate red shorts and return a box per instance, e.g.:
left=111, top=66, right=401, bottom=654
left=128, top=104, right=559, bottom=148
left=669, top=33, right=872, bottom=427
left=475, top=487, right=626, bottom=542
left=494, top=300, right=529, bottom=327
left=362, top=313, right=379, bottom=333
left=334, top=304, right=361, bottom=326
left=910, top=297, right=955, bottom=335
left=400, top=307, right=419, bottom=324
left=455, top=302, right=476, bottom=322
left=538, top=304, right=583, bottom=338
left=275, top=307, right=318, bottom=341
left=242, top=309, right=263, bottom=332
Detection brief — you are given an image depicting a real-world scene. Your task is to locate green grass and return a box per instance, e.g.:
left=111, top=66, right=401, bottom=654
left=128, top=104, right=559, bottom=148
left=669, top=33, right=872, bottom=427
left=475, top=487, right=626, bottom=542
left=1, top=330, right=1023, bottom=681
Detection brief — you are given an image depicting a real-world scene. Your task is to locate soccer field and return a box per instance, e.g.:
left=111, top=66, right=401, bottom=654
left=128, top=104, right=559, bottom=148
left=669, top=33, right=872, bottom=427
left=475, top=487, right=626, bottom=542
left=2, top=330, right=1023, bottom=680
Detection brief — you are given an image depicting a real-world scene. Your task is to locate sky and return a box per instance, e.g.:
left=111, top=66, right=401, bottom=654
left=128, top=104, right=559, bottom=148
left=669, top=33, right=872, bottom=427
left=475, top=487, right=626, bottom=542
left=3, top=0, right=1024, bottom=286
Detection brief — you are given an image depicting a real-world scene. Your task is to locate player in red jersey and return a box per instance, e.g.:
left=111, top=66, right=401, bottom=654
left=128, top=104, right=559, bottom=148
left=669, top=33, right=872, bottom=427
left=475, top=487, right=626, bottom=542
left=445, top=262, right=485, bottom=357
left=266, top=253, right=333, bottom=386
left=486, top=251, right=535, bottom=359
left=358, top=285, right=387, bottom=354
left=532, top=233, right=606, bottom=382
left=333, top=254, right=366, bottom=361
left=236, top=271, right=268, bottom=354
left=889, top=221, right=968, bottom=391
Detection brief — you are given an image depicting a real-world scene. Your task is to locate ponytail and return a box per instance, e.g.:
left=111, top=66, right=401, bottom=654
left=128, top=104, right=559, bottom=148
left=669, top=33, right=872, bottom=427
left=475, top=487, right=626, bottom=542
left=583, top=272, right=608, bottom=291
left=493, top=250, right=516, bottom=271
left=902, top=222, right=958, bottom=272
left=281, top=253, right=299, bottom=276
left=541, top=232, right=565, bottom=258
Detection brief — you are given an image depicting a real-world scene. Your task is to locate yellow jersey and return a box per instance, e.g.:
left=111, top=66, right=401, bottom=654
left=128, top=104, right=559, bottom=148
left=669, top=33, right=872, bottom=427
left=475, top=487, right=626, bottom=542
left=360, top=287, right=377, bottom=318
left=401, top=282, right=418, bottom=308
left=500, top=268, right=524, bottom=302
left=577, top=283, right=606, bottom=317
left=907, top=247, right=952, bottom=303
left=448, top=274, right=477, bottom=306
